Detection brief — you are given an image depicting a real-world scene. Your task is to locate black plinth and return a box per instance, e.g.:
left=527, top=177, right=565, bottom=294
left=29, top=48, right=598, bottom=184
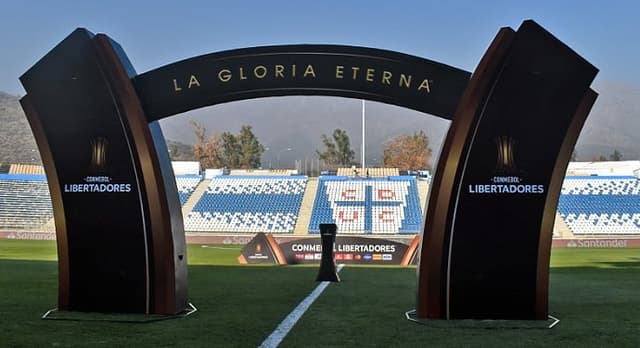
left=316, top=224, right=340, bottom=282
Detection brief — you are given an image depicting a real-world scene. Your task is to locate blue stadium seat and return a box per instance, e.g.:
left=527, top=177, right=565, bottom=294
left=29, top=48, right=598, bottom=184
left=0, top=174, right=53, bottom=230
left=308, top=176, right=422, bottom=234
left=558, top=176, right=640, bottom=235
left=175, top=174, right=202, bottom=205
left=184, top=175, right=307, bottom=233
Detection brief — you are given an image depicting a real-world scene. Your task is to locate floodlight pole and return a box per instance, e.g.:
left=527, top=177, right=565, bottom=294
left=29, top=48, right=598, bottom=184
left=361, top=99, right=366, bottom=170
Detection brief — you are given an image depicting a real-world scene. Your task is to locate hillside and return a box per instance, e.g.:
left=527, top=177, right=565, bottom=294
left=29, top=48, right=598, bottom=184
left=0, top=79, right=639, bottom=169
left=0, top=92, right=40, bottom=168
left=158, top=79, right=640, bottom=166
left=159, top=96, right=451, bottom=169
left=576, top=80, right=640, bottom=161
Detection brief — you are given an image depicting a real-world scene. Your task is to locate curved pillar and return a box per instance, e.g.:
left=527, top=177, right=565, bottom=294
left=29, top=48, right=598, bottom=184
left=417, top=20, right=598, bottom=320
left=18, top=20, right=597, bottom=319
left=20, top=29, right=187, bottom=315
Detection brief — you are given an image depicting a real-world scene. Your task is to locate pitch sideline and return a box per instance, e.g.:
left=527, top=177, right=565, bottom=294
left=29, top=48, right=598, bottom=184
left=259, top=264, right=345, bottom=348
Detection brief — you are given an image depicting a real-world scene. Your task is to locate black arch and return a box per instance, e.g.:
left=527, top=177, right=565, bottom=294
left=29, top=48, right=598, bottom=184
left=19, top=20, right=598, bottom=321
left=132, top=45, right=471, bottom=122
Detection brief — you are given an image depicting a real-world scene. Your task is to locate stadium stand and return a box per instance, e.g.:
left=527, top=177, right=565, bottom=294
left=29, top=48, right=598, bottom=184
left=566, top=160, right=640, bottom=177
left=175, top=175, right=202, bottom=205
left=8, top=164, right=45, bottom=175
left=0, top=174, right=53, bottom=230
left=308, top=176, right=422, bottom=234
left=185, top=175, right=307, bottom=233
left=557, top=176, right=640, bottom=235
left=3, top=159, right=640, bottom=237
left=336, top=167, right=400, bottom=177
left=229, top=169, right=298, bottom=176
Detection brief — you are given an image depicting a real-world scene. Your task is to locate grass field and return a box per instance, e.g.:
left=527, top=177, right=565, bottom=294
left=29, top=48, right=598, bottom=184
left=1, top=239, right=639, bottom=347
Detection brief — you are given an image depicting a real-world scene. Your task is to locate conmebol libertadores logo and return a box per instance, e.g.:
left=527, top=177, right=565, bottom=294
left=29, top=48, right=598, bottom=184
left=495, top=135, right=518, bottom=175
left=90, top=136, right=108, bottom=174
left=468, top=135, right=545, bottom=194
left=63, top=137, right=132, bottom=193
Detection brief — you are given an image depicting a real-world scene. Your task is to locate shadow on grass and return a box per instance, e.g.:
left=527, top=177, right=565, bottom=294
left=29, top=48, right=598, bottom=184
left=0, top=259, right=320, bottom=347
left=1, top=250, right=639, bottom=347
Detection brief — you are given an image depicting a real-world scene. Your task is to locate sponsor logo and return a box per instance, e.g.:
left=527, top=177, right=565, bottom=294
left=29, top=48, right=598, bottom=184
left=467, top=183, right=544, bottom=194
left=6, top=232, right=56, bottom=240
left=304, top=254, right=315, bottom=260
left=63, top=137, right=133, bottom=193
left=335, top=244, right=396, bottom=253
left=278, top=236, right=411, bottom=265
left=64, top=180, right=132, bottom=193
left=248, top=253, right=269, bottom=260
left=363, top=254, right=373, bottom=261
left=495, top=136, right=517, bottom=175
left=567, top=239, right=628, bottom=248
left=223, top=236, right=253, bottom=244
left=90, top=137, right=108, bottom=173
left=467, top=135, right=545, bottom=195
left=314, top=253, right=322, bottom=260
left=291, top=244, right=322, bottom=252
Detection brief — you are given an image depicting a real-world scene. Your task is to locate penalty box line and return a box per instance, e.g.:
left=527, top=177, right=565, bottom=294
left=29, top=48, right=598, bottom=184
left=259, top=264, right=345, bottom=348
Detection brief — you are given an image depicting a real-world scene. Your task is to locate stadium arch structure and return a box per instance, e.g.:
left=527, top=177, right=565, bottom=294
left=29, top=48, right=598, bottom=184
left=19, top=20, right=597, bottom=320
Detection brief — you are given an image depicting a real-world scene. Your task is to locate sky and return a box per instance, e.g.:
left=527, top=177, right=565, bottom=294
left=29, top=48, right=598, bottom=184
left=0, top=0, right=639, bottom=95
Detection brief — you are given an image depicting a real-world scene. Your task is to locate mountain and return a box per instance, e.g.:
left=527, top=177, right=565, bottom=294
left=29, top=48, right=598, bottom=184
left=158, top=96, right=451, bottom=169
left=1, top=79, right=639, bottom=170
left=159, top=80, right=640, bottom=167
left=0, top=92, right=40, bottom=168
left=576, top=80, right=640, bottom=161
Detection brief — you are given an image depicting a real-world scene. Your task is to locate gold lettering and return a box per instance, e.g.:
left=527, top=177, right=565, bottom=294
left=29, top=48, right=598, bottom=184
left=399, top=74, right=412, bottom=88
left=351, top=67, right=360, bottom=80
left=254, top=65, right=267, bottom=79
left=218, top=69, right=232, bottom=82
left=292, top=64, right=296, bottom=77
left=336, top=65, right=344, bottom=79
left=418, top=79, right=431, bottom=92
left=366, top=68, right=375, bottom=82
left=304, top=64, right=316, bottom=78
left=172, top=79, right=182, bottom=92
left=275, top=65, right=285, bottom=78
left=381, top=71, right=392, bottom=85
left=240, top=67, right=247, bottom=80
left=188, top=75, right=200, bottom=88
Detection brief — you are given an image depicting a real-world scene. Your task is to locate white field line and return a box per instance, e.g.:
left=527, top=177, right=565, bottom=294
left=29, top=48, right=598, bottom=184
left=199, top=245, right=241, bottom=250
left=259, top=264, right=345, bottom=348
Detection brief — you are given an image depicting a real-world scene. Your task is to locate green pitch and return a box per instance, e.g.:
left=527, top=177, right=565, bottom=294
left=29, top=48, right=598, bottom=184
left=0, top=239, right=638, bottom=347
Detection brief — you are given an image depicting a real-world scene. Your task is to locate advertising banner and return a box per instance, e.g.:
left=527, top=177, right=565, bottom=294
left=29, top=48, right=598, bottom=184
left=239, top=233, right=419, bottom=266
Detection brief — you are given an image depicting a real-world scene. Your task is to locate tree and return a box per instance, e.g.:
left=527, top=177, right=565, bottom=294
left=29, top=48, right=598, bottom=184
left=609, top=149, right=623, bottom=161
left=317, top=134, right=338, bottom=166
left=192, top=121, right=265, bottom=169
left=221, top=131, right=241, bottom=168
left=191, top=121, right=224, bottom=169
left=383, top=130, right=433, bottom=170
left=316, top=129, right=355, bottom=168
left=593, top=155, right=607, bottom=161
left=237, top=125, right=265, bottom=168
left=220, top=126, right=265, bottom=169
left=167, top=140, right=195, bottom=161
